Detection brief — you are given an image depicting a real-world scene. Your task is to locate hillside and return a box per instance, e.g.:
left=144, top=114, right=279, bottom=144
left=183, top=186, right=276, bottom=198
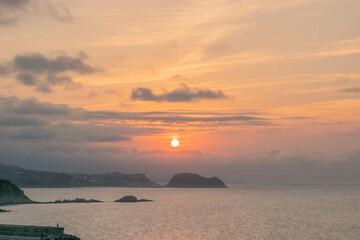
left=0, top=163, right=158, bottom=188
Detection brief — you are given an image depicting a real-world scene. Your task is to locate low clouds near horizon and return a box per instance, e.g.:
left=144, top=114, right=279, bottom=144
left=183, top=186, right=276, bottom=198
left=131, top=84, right=228, bottom=102
left=0, top=96, right=360, bottom=184
left=0, top=96, right=266, bottom=142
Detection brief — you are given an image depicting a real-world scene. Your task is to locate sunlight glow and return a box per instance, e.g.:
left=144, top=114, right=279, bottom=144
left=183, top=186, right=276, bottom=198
left=171, top=139, right=180, bottom=147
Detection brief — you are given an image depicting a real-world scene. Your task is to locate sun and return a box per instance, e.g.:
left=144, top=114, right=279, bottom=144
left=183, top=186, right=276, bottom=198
left=171, top=139, right=180, bottom=147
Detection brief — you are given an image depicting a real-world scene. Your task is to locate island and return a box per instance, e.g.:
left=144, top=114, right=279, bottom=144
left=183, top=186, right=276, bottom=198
left=115, top=196, right=153, bottom=203
left=0, top=209, right=10, bottom=213
left=0, top=179, right=33, bottom=205
left=166, top=173, right=227, bottom=188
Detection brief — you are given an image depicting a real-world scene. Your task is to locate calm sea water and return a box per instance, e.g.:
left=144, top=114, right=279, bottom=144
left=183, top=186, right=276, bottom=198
left=1, top=185, right=360, bottom=240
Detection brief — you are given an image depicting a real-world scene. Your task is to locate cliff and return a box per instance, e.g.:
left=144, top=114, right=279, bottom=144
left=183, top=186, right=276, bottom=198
left=0, top=179, right=33, bottom=205
left=167, top=173, right=227, bottom=188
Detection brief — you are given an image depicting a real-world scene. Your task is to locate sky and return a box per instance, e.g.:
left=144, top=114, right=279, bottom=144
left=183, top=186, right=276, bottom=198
left=0, top=0, right=360, bottom=184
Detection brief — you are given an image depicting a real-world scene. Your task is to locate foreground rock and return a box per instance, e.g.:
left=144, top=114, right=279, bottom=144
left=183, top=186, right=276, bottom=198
left=115, top=196, right=153, bottom=203
left=0, top=179, right=33, bottom=205
left=0, top=209, right=10, bottom=212
left=167, top=173, right=227, bottom=188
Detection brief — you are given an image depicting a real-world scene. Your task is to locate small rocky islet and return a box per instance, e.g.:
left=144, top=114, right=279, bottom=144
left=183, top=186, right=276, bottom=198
left=115, top=196, right=153, bottom=203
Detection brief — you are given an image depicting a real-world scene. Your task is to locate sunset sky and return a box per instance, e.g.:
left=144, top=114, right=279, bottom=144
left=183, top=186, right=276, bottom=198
left=1, top=0, right=360, bottom=183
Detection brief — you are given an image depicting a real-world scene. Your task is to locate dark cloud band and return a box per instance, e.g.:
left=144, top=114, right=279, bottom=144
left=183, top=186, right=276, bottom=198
left=131, top=84, right=228, bottom=102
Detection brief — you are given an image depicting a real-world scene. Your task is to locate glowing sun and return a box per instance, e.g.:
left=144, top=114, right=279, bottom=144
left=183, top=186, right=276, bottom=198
left=171, top=139, right=180, bottom=147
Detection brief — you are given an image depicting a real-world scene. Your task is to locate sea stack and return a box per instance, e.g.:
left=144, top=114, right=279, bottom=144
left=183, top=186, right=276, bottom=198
left=0, top=179, right=33, bottom=205
left=167, top=173, right=227, bottom=188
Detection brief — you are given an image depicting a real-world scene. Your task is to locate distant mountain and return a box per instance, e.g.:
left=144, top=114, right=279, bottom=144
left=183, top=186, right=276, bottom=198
left=167, top=173, right=227, bottom=188
left=0, top=163, right=159, bottom=188
left=0, top=179, right=33, bottom=205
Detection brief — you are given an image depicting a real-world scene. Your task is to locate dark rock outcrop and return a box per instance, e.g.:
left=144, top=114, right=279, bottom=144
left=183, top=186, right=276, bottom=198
left=0, top=209, right=10, bottom=213
left=167, top=173, right=227, bottom=188
left=115, top=196, right=153, bottom=203
left=0, top=179, right=33, bottom=205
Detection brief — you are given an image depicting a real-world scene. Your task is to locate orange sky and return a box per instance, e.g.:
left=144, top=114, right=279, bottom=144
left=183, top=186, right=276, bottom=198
left=0, top=0, right=360, bottom=182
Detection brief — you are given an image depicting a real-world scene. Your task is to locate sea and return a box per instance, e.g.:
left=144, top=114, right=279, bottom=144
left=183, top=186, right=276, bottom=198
left=1, top=184, right=360, bottom=240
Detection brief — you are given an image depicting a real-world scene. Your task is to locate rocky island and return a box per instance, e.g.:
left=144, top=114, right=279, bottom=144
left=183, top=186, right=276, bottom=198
left=167, top=173, right=227, bottom=188
left=0, top=179, right=33, bottom=205
left=115, top=196, right=153, bottom=203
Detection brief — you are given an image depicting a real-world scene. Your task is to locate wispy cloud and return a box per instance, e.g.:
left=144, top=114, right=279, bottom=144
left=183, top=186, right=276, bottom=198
left=341, top=87, right=360, bottom=93
left=0, top=0, right=72, bottom=26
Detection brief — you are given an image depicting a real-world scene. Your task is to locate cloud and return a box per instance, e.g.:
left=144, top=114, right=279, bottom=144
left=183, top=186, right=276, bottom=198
left=0, top=0, right=28, bottom=7
left=0, top=115, right=45, bottom=126
left=0, top=96, right=267, bottom=144
left=85, top=111, right=266, bottom=125
left=131, top=84, right=228, bottom=102
left=0, top=0, right=72, bottom=26
left=13, top=53, right=95, bottom=74
left=0, top=96, right=149, bottom=142
left=0, top=96, right=359, bottom=184
left=1, top=97, right=69, bottom=115
left=0, top=17, right=18, bottom=26
left=0, top=61, right=11, bottom=75
left=0, top=52, right=98, bottom=92
left=84, top=134, right=129, bottom=142
left=10, top=127, right=55, bottom=140
left=341, top=87, right=360, bottom=93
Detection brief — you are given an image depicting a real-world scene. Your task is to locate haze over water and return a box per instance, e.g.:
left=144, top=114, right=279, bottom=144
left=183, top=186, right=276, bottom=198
left=1, top=185, right=360, bottom=240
